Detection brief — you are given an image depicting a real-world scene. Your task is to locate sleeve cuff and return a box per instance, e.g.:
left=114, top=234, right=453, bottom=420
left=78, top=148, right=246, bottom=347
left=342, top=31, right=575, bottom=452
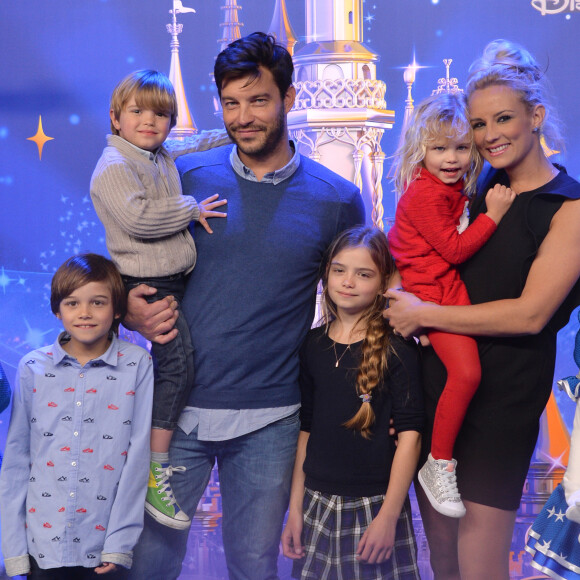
left=101, top=551, right=133, bottom=570
left=5, top=554, right=31, bottom=577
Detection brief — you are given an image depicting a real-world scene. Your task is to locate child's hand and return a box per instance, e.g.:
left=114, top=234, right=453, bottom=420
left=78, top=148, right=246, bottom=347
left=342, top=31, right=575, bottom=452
left=356, top=516, right=396, bottom=564
left=484, top=184, right=516, bottom=225
left=94, top=562, right=117, bottom=574
left=198, top=194, right=227, bottom=234
left=281, top=510, right=305, bottom=559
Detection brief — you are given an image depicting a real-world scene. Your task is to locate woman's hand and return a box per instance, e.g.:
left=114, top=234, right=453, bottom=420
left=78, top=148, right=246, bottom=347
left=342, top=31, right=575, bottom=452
left=383, top=288, right=426, bottom=339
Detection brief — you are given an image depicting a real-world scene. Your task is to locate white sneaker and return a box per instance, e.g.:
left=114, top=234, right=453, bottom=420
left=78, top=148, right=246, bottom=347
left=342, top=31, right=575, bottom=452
left=418, top=453, right=466, bottom=518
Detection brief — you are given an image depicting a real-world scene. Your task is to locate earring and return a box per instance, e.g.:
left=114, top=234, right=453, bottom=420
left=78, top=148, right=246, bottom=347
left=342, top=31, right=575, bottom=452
left=532, top=126, right=540, bottom=133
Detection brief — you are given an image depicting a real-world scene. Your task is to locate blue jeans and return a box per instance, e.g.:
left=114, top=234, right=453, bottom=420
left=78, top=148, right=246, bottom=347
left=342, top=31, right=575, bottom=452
left=128, top=412, right=300, bottom=580
left=123, top=274, right=194, bottom=429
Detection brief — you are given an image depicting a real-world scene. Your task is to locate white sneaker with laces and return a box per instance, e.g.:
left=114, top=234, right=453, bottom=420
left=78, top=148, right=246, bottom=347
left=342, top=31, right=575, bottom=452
left=418, top=453, right=466, bottom=518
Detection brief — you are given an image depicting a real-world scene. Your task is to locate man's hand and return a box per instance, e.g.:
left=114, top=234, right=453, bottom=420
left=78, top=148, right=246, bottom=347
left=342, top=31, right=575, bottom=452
left=198, top=194, right=227, bottom=234
left=124, top=285, right=179, bottom=344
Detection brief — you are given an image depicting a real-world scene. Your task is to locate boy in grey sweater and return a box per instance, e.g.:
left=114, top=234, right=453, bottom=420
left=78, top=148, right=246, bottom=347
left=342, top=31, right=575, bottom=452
left=91, top=69, right=227, bottom=530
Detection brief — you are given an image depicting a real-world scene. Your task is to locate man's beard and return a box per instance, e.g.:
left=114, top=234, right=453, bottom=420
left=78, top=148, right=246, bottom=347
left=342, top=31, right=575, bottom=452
left=226, top=107, right=286, bottom=161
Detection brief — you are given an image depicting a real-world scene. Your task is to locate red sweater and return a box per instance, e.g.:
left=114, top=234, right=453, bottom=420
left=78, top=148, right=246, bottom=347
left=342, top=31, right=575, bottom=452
left=388, top=169, right=496, bottom=306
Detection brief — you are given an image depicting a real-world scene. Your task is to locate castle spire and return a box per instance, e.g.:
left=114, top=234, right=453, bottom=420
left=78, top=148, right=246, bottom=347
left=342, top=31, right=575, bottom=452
left=306, top=0, right=363, bottom=44
left=166, top=0, right=197, bottom=138
left=268, top=0, right=298, bottom=56
left=218, top=0, right=243, bottom=53
left=290, top=0, right=393, bottom=227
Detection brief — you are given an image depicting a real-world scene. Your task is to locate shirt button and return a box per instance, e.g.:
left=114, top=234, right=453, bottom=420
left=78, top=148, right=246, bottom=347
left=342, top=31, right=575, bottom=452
left=71, top=461, right=77, bottom=466
left=76, top=401, right=81, bottom=406
left=79, top=374, right=84, bottom=378
left=74, top=431, right=79, bottom=437
left=70, top=492, right=75, bottom=497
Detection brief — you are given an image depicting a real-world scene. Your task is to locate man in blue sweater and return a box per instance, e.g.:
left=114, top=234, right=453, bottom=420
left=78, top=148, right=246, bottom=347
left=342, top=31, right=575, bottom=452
left=127, top=32, right=365, bottom=580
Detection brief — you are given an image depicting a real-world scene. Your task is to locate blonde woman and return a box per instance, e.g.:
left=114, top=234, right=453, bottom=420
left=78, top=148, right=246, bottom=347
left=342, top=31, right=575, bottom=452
left=385, top=40, right=580, bottom=579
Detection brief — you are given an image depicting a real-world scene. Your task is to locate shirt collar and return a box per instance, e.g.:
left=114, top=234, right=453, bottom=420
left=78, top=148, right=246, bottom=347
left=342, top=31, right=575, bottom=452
left=53, top=332, right=121, bottom=367
left=124, top=139, right=160, bottom=162
left=108, top=134, right=161, bottom=163
left=229, top=141, right=300, bottom=185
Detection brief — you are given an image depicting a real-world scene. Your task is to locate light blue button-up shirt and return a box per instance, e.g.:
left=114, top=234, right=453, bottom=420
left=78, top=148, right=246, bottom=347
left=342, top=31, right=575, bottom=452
left=178, top=143, right=301, bottom=441
left=0, top=334, right=154, bottom=576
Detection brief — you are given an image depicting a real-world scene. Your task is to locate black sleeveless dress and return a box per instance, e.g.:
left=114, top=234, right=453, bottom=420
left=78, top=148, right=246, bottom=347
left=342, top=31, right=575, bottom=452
left=420, top=167, right=580, bottom=510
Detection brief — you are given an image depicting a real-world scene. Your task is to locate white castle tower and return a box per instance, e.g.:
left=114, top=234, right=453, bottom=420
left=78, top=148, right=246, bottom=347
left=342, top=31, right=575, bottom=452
left=218, top=0, right=244, bottom=53
left=268, top=0, right=298, bottom=56
left=285, top=0, right=395, bottom=227
left=212, top=0, right=244, bottom=115
left=167, top=0, right=197, bottom=138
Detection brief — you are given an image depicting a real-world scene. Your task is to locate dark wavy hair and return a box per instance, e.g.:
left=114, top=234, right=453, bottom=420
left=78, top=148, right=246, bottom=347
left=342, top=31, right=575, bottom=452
left=214, top=32, right=294, bottom=99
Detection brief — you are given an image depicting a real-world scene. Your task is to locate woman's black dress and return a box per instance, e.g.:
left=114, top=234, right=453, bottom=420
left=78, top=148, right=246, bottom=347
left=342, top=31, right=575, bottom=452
left=421, top=167, right=580, bottom=510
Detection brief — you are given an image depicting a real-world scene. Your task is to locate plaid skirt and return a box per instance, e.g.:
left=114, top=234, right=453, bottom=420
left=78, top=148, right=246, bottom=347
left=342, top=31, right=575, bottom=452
left=291, top=488, right=420, bottom=580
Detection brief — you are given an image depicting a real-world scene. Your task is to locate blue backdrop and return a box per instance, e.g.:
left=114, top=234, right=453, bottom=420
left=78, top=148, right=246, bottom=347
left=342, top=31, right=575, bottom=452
left=1, top=1, right=580, bottom=578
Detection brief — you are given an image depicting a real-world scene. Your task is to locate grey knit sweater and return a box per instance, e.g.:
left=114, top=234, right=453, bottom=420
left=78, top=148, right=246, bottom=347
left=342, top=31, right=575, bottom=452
left=90, top=130, right=229, bottom=277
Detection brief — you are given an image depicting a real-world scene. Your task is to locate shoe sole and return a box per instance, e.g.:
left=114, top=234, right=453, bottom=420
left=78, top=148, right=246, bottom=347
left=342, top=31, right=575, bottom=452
left=418, top=469, right=466, bottom=519
left=145, top=502, right=192, bottom=530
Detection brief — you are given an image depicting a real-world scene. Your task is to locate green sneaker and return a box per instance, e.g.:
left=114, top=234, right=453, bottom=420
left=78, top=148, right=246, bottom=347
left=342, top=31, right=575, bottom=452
left=145, top=461, right=191, bottom=530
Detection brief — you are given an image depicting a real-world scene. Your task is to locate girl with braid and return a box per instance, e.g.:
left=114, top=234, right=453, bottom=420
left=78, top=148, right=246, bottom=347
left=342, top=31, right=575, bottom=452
left=282, top=226, right=424, bottom=580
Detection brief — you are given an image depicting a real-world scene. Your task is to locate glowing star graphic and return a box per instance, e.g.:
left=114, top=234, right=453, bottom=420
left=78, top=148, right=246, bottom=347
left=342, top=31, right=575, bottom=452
left=27, top=116, right=54, bottom=160
left=0, top=267, right=16, bottom=294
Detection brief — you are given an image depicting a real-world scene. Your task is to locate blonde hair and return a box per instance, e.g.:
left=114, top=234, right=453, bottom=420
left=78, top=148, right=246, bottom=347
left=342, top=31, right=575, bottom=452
left=321, top=226, right=396, bottom=439
left=393, top=92, right=482, bottom=198
left=109, top=70, right=178, bottom=134
left=466, top=39, right=564, bottom=154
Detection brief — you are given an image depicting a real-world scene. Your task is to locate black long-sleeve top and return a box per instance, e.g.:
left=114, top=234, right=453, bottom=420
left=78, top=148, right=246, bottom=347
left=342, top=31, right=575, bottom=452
left=300, top=327, right=425, bottom=497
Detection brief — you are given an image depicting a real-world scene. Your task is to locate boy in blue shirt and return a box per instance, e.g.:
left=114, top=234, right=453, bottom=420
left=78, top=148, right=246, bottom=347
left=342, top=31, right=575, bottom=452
left=0, top=254, right=153, bottom=578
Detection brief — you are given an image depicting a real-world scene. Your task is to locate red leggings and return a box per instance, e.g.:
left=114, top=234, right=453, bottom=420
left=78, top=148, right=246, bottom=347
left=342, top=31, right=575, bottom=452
left=428, top=331, right=481, bottom=460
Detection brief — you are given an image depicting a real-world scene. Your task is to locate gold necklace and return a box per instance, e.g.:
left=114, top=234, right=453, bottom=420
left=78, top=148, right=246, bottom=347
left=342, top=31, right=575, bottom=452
left=332, top=341, right=351, bottom=368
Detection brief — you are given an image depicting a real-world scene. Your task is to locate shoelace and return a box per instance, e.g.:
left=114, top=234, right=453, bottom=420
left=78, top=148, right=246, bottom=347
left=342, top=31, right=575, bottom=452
left=437, top=465, right=461, bottom=501
left=153, top=465, right=186, bottom=506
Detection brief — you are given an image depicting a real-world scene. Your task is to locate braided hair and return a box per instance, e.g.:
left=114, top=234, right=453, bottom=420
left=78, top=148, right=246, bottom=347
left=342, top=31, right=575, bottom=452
left=321, top=226, right=397, bottom=439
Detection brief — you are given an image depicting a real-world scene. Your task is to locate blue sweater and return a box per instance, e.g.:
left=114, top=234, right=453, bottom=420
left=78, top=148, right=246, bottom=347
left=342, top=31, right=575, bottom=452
left=176, top=146, right=365, bottom=409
